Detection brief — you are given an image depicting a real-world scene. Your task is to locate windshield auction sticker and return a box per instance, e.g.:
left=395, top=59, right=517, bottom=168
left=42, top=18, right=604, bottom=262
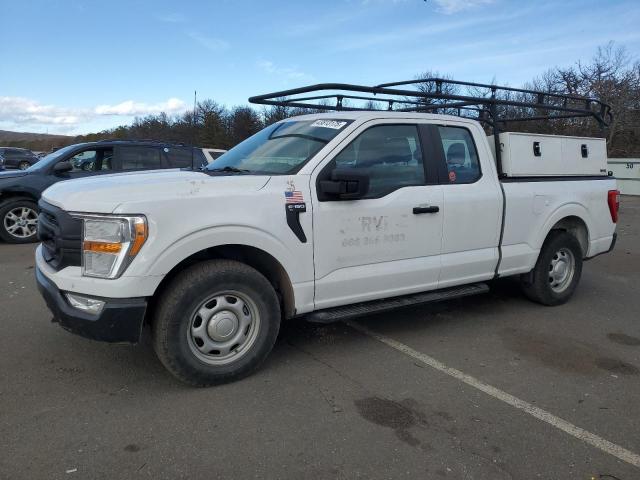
left=310, top=120, right=348, bottom=129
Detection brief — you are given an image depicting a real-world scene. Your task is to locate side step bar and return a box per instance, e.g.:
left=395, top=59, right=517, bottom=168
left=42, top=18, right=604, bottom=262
left=305, top=283, right=489, bottom=324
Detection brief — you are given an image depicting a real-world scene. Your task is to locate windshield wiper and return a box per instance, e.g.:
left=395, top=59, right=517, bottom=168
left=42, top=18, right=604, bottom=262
left=207, top=166, right=251, bottom=174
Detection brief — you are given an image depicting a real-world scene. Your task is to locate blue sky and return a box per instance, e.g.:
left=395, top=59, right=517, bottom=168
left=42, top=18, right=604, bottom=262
left=1, top=0, right=639, bottom=135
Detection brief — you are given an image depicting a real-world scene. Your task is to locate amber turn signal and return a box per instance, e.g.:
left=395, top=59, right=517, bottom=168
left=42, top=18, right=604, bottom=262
left=83, top=241, right=122, bottom=254
left=129, top=221, right=148, bottom=256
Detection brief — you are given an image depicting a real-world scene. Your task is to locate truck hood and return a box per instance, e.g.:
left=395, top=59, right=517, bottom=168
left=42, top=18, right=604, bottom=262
left=41, top=170, right=271, bottom=213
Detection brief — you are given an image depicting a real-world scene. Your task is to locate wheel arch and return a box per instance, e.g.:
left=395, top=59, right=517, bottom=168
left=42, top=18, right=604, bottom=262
left=538, top=205, right=591, bottom=258
left=149, top=244, right=296, bottom=322
left=547, top=216, right=589, bottom=257
left=0, top=191, right=39, bottom=204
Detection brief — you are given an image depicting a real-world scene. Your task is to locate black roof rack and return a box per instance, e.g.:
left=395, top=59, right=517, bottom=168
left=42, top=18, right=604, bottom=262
left=249, top=79, right=613, bottom=177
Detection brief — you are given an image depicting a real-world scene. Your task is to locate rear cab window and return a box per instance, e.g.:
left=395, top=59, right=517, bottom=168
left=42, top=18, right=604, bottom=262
left=437, top=126, right=481, bottom=184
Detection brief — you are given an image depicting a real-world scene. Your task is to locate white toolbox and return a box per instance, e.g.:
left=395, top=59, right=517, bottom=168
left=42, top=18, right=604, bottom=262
left=488, top=132, right=608, bottom=177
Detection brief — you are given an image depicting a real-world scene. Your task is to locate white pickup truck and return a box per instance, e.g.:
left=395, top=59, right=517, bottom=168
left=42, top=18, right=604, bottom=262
left=35, top=81, right=619, bottom=386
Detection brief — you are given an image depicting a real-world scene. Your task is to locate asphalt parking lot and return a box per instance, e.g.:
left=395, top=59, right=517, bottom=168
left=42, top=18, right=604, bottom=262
left=1, top=197, right=639, bottom=480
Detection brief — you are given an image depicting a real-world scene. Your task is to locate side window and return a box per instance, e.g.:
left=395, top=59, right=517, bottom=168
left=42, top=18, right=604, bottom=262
left=332, top=124, right=425, bottom=198
left=163, top=147, right=193, bottom=168
left=120, top=147, right=162, bottom=170
left=438, top=126, right=481, bottom=184
left=67, top=148, right=114, bottom=172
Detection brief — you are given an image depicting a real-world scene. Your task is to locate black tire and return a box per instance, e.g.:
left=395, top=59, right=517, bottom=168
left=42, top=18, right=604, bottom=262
left=520, top=230, right=583, bottom=306
left=0, top=198, right=39, bottom=244
left=152, top=259, right=281, bottom=386
left=18, top=161, right=31, bottom=170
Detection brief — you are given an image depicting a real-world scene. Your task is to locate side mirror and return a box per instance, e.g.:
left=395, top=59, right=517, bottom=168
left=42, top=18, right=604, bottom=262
left=53, top=160, right=73, bottom=174
left=319, top=168, right=369, bottom=200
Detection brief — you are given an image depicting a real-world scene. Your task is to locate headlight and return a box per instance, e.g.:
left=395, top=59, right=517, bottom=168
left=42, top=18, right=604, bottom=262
left=73, top=214, right=148, bottom=279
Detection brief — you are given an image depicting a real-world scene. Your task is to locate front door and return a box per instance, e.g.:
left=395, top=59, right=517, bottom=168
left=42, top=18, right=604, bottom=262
left=60, top=147, right=115, bottom=178
left=311, top=121, right=444, bottom=310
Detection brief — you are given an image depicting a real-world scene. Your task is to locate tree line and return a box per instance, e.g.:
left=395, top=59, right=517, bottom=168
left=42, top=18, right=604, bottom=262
left=13, top=43, right=640, bottom=157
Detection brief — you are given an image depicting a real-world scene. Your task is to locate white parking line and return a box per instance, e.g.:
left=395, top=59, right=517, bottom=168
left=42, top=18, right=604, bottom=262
left=347, top=320, right=640, bottom=469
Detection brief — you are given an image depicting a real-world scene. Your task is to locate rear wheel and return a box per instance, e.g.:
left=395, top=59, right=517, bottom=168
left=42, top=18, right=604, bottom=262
left=152, top=259, right=281, bottom=386
left=0, top=198, right=39, bottom=243
left=521, top=230, right=583, bottom=306
left=18, top=161, right=30, bottom=170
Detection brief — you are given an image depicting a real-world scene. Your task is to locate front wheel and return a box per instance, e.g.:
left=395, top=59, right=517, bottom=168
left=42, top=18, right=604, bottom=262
left=18, top=161, right=31, bottom=170
left=520, top=231, right=583, bottom=306
left=152, top=259, right=281, bottom=386
left=0, top=198, right=39, bottom=243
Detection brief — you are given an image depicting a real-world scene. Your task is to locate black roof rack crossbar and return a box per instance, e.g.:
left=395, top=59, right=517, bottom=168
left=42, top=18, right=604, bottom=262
left=374, top=78, right=596, bottom=104
left=248, top=79, right=613, bottom=178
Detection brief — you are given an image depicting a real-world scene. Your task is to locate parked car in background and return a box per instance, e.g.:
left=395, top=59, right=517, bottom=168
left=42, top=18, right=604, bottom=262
left=0, top=147, right=40, bottom=170
left=202, top=148, right=227, bottom=164
left=0, top=140, right=206, bottom=243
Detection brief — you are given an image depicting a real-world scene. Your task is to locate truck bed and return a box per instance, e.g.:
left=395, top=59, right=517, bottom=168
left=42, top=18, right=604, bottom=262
left=498, top=176, right=617, bottom=277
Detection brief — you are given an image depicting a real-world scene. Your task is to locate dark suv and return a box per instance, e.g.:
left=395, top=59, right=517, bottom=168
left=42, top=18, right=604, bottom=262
left=0, top=147, right=40, bottom=170
left=0, top=140, right=207, bottom=243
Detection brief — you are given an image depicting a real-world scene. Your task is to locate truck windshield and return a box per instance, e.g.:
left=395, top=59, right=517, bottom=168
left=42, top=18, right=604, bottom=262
left=206, top=119, right=352, bottom=174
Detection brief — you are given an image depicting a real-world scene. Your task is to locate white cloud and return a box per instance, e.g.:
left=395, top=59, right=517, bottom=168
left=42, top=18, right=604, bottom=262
left=187, top=32, right=230, bottom=52
left=0, top=96, right=188, bottom=134
left=257, top=60, right=312, bottom=81
left=94, top=98, right=186, bottom=116
left=0, top=97, right=84, bottom=125
left=433, top=0, right=495, bottom=14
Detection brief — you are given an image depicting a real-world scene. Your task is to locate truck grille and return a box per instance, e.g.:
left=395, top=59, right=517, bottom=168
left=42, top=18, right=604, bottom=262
left=37, top=200, right=82, bottom=270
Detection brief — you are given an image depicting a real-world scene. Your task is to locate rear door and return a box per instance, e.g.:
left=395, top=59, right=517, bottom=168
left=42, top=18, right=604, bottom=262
left=311, top=120, right=444, bottom=309
left=434, top=122, right=502, bottom=287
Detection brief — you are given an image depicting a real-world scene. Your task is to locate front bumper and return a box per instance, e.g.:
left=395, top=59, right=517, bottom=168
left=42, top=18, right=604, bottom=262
left=36, top=267, right=147, bottom=343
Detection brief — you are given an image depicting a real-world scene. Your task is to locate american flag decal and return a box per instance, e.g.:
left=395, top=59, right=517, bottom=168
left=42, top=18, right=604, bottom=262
left=285, top=190, right=304, bottom=204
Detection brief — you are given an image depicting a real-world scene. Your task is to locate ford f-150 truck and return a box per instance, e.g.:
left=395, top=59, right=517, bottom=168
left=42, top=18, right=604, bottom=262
left=35, top=80, right=619, bottom=386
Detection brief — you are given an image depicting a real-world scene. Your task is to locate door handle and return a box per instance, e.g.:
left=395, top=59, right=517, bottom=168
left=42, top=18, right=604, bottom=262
left=413, top=206, right=439, bottom=214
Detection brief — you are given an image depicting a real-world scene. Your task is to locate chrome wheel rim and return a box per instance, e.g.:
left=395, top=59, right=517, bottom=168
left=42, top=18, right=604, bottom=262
left=548, top=247, right=575, bottom=293
left=4, top=207, right=38, bottom=239
left=18, top=162, right=30, bottom=170
left=187, top=291, right=261, bottom=366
